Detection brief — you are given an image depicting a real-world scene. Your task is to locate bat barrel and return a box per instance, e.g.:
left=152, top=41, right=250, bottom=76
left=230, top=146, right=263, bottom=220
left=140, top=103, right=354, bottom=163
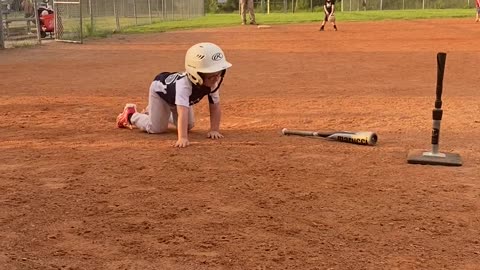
left=328, top=131, right=377, bottom=146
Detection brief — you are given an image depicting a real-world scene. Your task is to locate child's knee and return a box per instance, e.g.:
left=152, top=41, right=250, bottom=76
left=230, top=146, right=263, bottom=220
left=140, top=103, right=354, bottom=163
left=147, top=125, right=169, bottom=134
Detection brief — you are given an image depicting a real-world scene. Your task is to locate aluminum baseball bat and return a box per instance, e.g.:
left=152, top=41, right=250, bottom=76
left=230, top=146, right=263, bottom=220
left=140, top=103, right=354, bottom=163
left=281, top=128, right=378, bottom=146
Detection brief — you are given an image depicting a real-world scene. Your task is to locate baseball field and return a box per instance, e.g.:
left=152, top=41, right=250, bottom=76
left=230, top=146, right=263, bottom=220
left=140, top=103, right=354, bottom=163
left=1, top=17, right=479, bottom=269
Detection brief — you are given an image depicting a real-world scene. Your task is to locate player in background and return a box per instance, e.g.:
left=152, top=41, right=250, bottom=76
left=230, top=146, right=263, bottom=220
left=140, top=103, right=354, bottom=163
left=240, top=0, right=256, bottom=25
left=116, top=42, right=232, bottom=148
left=476, top=0, right=480, bottom=22
left=319, top=0, right=338, bottom=31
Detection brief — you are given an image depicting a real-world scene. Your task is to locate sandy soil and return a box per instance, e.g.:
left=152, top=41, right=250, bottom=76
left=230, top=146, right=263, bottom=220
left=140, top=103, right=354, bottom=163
left=1, top=19, right=479, bottom=270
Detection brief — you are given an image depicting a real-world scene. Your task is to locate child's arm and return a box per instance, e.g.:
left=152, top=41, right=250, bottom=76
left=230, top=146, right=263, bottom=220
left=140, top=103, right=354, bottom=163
left=324, top=5, right=328, bottom=14
left=175, top=105, right=190, bottom=147
left=207, top=103, right=223, bottom=139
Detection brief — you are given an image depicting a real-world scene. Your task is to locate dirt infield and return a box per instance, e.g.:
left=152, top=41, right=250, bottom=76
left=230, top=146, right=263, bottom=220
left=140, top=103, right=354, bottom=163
left=1, top=19, right=479, bottom=270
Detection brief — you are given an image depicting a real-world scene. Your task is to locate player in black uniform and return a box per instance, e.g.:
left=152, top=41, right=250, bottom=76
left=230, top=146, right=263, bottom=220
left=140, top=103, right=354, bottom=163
left=319, top=0, right=338, bottom=31
left=116, top=42, right=232, bottom=148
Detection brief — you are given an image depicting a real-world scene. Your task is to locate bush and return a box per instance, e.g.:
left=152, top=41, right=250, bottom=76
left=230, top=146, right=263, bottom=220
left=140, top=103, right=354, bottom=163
left=206, top=0, right=240, bottom=13
left=206, top=0, right=219, bottom=13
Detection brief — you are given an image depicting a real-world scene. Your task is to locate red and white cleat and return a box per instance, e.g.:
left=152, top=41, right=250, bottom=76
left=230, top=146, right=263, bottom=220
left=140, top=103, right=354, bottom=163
left=116, top=103, right=137, bottom=129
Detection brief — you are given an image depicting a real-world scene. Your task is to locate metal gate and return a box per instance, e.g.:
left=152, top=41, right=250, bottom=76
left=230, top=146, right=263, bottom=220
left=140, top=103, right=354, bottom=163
left=54, top=0, right=83, bottom=43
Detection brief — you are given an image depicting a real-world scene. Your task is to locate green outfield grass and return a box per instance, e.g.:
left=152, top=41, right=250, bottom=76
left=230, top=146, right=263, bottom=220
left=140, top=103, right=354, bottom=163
left=120, top=9, right=474, bottom=34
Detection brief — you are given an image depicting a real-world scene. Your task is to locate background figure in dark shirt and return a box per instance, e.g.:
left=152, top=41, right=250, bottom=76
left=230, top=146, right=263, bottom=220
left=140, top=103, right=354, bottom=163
left=320, top=0, right=338, bottom=31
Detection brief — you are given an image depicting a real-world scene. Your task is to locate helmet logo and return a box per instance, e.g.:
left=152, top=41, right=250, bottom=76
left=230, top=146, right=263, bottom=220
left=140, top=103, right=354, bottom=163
left=212, top=53, right=224, bottom=61
left=195, top=54, right=205, bottom=60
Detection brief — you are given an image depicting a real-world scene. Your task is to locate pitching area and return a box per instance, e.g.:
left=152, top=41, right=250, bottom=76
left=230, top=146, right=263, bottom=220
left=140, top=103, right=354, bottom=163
left=0, top=18, right=479, bottom=269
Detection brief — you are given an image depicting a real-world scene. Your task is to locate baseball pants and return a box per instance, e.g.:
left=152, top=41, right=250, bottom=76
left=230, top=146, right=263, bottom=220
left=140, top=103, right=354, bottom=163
left=130, top=86, right=195, bottom=134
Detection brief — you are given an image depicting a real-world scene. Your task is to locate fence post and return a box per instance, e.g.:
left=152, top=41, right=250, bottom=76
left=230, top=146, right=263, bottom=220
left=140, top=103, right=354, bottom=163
left=0, top=7, right=4, bottom=49
left=33, top=0, right=42, bottom=44
left=380, top=0, right=382, bottom=10
left=133, top=0, right=137, bottom=25
left=422, top=0, right=425, bottom=9
left=148, top=0, right=152, bottom=23
left=79, top=0, right=83, bottom=43
left=162, top=0, right=165, bottom=20
left=89, top=0, right=94, bottom=34
left=113, top=0, right=120, bottom=31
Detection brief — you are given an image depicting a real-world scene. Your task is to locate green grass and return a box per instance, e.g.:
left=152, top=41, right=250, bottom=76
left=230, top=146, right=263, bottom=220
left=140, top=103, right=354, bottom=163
left=120, top=9, right=474, bottom=34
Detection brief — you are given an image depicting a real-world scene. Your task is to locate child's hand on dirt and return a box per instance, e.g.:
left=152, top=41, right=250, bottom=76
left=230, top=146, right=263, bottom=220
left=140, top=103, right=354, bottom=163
left=207, top=131, right=224, bottom=139
left=174, top=138, right=190, bottom=148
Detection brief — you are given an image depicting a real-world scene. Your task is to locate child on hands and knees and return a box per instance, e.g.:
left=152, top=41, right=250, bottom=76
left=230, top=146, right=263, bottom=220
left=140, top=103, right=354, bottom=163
left=116, top=42, right=232, bottom=148
left=319, top=0, right=338, bottom=31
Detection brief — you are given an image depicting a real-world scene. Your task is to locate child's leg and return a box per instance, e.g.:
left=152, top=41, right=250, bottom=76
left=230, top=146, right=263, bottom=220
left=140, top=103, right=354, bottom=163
left=170, top=106, right=195, bottom=131
left=130, top=86, right=171, bottom=133
left=320, top=13, right=327, bottom=30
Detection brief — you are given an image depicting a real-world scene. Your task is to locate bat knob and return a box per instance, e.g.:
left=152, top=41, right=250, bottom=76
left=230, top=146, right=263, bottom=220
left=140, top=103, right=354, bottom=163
left=281, top=128, right=288, bottom=135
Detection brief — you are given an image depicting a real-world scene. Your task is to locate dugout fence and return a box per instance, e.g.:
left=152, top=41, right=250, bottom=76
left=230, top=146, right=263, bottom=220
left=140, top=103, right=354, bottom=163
left=0, top=0, right=42, bottom=49
left=1, top=0, right=204, bottom=48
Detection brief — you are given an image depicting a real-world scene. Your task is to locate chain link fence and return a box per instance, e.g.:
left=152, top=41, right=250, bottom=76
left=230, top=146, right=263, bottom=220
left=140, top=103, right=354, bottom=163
left=54, top=0, right=81, bottom=42
left=82, top=0, right=204, bottom=36
left=1, top=0, right=204, bottom=48
left=250, top=0, right=474, bottom=12
left=341, top=0, right=474, bottom=11
left=1, top=0, right=41, bottom=49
